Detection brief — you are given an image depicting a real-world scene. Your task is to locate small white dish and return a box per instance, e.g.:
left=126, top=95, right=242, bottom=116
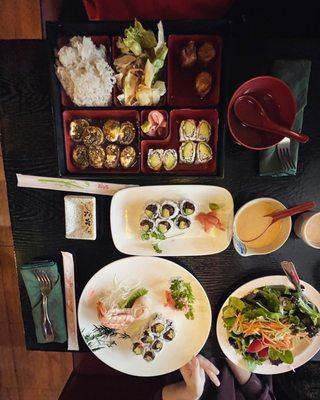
left=232, top=198, right=292, bottom=257
left=110, top=185, right=234, bottom=256
left=216, top=275, right=320, bottom=374
left=294, top=211, right=320, bottom=249
left=78, top=256, right=212, bottom=376
left=64, top=195, right=96, bottom=240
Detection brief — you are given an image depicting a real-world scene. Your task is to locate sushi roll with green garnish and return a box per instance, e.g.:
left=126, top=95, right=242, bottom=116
left=144, top=203, right=160, bottom=219
left=163, top=328, right=175, bottom=341
left=160, top=201, right=179, bottom=219
left=132, top=342, right=144, bottom=355
left=141, top=331, right=153, bottom=344
left=152, top=339, right=163, bottom=352
left=175, top=215, right=191, bottom=230
left=179, top=141, right=196, bottom=164
left=179, top=119, right=197, bottom=141
left=140, top=218, right=155, bottom=234
left=156, top=219, right=173, bottom=234
left=196, top=120, right=211, bottom=142
left=143, top=350, right=155, bottom=362
left=151, top=322, right=165, bottom=335
left=180, top=200, right=196, bottom=216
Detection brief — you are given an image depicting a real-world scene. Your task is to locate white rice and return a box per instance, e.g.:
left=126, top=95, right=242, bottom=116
left=55, top=36, right=116, bottom=107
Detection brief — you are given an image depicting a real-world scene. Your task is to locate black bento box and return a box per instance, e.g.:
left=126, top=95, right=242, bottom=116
left=46, top=19, right=232, bottom=181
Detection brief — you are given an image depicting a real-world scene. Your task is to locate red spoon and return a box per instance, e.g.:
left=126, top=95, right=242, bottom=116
left=234, top=95, right=309, bottom=144
left=241, top=201, right=316, bottom=243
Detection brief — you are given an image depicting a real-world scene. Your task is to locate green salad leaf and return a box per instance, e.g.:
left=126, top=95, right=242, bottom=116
left=243, top=355, right=264, bottom=372
left=296, top=297, right=320, bottom=326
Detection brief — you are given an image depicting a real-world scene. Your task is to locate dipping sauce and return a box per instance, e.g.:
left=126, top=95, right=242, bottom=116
left=236, top=201, right=283, bottom=249
left=306, top=213, right=320, bottom=247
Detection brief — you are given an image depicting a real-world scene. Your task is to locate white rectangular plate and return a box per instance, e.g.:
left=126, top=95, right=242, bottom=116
left=65, top=195, right=96, bottom=240
left=110, top=185, right=233, bottom=256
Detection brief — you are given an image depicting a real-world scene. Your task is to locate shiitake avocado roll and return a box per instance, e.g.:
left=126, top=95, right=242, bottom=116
left=132, top=342, right=144, bottom=355
left=180, top=200, right=196, bottom=216
left=175, top=215, right=191, bottom=230
left=152, top=339, right=163, bottom=352
left=143, top=350, right=155, bottom=362
left=140, top=218, right=155, bottom=234
left=144, top=202, right=160, bottom=219
left=140, top=331, right=153, bottom=344
left=160, top=201, right=179, bottom=219
left=156, top=219, right=173, bottom=234
left=151, top=322, right=165, bottom=335
left=163, top=328, right=176, bottom=341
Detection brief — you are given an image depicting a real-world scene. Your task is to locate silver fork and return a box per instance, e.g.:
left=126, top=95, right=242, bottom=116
left=34, top=270, right=55, bottom=342
left=277, top=137, right=295, bottom=170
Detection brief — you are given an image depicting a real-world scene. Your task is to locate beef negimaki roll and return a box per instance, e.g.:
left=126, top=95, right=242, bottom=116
left=160, top=201, right=179, bottom=219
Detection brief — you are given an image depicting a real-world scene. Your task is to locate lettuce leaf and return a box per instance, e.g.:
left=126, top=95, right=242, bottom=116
left=122, top=19, right=157, bottom=56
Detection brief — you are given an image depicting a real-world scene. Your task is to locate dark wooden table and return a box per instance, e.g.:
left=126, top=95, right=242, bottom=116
left=1, top=29, right=320, bottom=354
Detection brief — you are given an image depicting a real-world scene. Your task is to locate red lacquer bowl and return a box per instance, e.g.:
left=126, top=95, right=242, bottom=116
left=228, top=76, right=297, bottom=150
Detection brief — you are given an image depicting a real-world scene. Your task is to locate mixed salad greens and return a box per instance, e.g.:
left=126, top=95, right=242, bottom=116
left=114, top=19, right=168, bottom=106
left=165, top=277, right=195, bottom=320
left=222, top=285, right=320, bottom=371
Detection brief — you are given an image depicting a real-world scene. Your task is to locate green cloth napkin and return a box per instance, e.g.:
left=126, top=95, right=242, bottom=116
left=259, top=59, right=312, bottom=176
left=20, top=261, right=67, bottom=343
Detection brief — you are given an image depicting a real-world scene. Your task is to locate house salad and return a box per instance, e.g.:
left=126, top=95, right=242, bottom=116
left=114, top=19, right=168, bottom=106
left=222, top=285, right=320, bottom=371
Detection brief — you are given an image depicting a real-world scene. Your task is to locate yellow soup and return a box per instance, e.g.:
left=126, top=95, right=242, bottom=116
left=236, top=201, right=283, bottom=249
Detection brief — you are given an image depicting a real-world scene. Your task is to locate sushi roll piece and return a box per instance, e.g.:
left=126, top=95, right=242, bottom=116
left=160, top=201, right=179, bottom=220
left=180, top=200, right=196, bottom=216
left=179, top=141, right=196, bottom=164
left=163, top=328, right=176, bottom=341
left=179, top=119, right=197, bottom=141
left=140, top=218, right=155, bottom=234
left=72, top=144, right=89, bottom=169
left=196, top=142, right=213, bottom=163
left=82, top=126, right=104, bottom=147
left=104, top=144, right=120, bottom=168
left=88, top=145, right=105, bottom=168
left=132, top=342, right=144, bottom=355
left=175, top=215, right=191, bottom=230
left=70, top=119, right=89, bottom=142
left=147, top=149, right=163, bottom=171
left=140, top=330, right=153, bottom=345
left=196, top=120, right=211, bottom=142
left=156, top=219, right=173, bottom=234
left=119, top=121, right=136, bottom=145
left=150, top=313, right=166, bottom=334
left=144, top=202, right=160, bottom=219
left=103, top=119, right=121, bottom=142
left=143, top=350, right=155, bottom=362
left=152, top=339, right=163, bottom=352
left=120, top=146, right=137, bottom=168
left=163, top=149, right=178, bottom=171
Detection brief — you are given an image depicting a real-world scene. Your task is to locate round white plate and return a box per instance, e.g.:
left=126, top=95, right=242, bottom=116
left=216, top=275, right=320, bottom=374
left=78, top=256, right=212, bottom=376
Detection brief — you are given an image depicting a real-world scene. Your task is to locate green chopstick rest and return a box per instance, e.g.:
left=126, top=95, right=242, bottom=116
left=259, top=59, right=312, bottom=176
left=20, top=261, right=67, bottom=343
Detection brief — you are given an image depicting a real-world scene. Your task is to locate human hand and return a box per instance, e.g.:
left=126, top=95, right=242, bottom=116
left=180, top=355, right=220, bottom=400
